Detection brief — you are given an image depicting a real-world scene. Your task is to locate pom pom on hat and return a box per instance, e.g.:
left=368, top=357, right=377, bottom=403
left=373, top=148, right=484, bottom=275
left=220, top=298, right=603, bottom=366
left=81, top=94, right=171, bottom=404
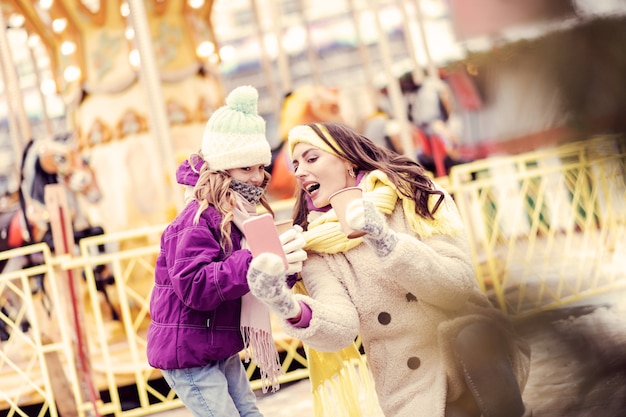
left=201, top=85, right=271, bottom=171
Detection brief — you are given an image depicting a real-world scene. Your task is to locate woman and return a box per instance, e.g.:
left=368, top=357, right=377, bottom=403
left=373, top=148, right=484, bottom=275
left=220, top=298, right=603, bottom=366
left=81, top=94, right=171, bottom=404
left=246, top=122, right=531, bottom=417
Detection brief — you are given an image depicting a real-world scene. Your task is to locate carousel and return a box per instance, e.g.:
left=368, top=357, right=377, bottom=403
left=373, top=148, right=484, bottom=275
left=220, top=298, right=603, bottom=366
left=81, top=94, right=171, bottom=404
left=0, top=1, right=257, bottom=416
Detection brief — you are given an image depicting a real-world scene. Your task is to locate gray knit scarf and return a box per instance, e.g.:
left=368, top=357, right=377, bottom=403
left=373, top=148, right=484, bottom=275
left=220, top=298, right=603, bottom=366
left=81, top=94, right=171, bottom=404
left=230, top=179, right=264, bottom=205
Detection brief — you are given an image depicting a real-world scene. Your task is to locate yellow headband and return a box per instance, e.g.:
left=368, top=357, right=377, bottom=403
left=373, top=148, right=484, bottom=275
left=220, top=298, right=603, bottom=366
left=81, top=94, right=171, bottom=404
left=288, top=124, right=342, bottom=159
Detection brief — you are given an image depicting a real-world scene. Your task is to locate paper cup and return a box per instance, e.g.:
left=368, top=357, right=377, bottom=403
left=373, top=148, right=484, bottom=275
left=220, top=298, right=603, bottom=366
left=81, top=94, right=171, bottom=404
left=274, top=218, right=294, bottom=235
left=329, top=187, right=366, bottom=239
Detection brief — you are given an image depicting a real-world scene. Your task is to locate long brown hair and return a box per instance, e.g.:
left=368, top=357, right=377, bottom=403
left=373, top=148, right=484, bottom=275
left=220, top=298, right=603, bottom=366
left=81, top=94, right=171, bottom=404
left=191, top=155, right=274, bottom=254
left=292, top=122, right=444, bottom=229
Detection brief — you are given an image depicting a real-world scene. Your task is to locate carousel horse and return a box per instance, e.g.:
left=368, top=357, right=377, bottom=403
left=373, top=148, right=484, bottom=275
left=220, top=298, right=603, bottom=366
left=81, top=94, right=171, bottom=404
left=0, top=133, right=116, bottom=340
left=266, top=85, right=344, bottom=200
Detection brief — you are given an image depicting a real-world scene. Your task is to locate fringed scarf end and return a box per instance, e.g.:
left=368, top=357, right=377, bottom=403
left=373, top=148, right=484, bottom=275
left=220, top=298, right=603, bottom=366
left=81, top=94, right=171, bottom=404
left=311, top=356, right=380, bottom=417
left=241, top=325, right=283, bottom=393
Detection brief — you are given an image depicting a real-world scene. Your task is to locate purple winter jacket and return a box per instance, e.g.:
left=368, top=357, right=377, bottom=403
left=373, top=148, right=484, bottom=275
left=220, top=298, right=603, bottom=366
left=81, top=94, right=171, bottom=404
left=146, top=160, right=254, bottom=369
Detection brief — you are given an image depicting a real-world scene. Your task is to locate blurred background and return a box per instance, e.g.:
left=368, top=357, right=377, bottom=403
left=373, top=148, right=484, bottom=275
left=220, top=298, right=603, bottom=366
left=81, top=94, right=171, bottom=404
left=1, top=0, right=625, bottom=231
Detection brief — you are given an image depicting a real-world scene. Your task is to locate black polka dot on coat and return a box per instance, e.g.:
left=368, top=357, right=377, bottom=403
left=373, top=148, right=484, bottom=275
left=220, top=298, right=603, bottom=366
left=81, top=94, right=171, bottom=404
left=406, top=293, right=417, bottom=302
left=378, top=312, right=391, bottom=325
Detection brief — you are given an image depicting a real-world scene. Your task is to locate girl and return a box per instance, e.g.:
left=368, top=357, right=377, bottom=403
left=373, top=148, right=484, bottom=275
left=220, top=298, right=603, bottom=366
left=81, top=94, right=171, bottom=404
left=147, top=86, right=306, bottom=417
left=246, top=122, right=532, bottom=417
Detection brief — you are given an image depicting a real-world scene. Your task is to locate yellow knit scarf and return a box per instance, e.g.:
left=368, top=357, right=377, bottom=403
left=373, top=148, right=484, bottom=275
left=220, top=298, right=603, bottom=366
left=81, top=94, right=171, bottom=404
left=298, top=170, right=462, bottom=416
left=303, top=170, right=463, bottom=254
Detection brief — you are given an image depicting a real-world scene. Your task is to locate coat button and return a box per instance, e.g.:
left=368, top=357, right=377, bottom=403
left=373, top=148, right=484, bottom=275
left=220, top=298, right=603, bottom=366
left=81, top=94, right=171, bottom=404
left=406, top=292, right=417, bottom=302
left=407, top=357, right=421, bottom=369
left=378, top=312, right=391, bottom=325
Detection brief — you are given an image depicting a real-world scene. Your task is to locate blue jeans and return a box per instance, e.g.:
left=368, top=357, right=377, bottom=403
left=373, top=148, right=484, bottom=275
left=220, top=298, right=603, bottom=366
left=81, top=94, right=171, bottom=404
left=161, top=354, right=263, bottom=417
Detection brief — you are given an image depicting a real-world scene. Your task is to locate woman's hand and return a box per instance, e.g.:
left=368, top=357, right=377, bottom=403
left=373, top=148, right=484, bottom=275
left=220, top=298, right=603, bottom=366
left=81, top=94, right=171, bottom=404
left=247, top=252, right=302, bottom=319
left=279, top=225, right=307, bottom=274
left=346, top=199, right=398, bottom=257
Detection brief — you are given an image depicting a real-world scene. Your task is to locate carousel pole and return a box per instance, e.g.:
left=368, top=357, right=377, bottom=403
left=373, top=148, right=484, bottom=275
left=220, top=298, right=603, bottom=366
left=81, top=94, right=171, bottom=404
left=412, top=0, right=438, bottom=79
left=296, top=0, right=321, bottom=86
left=127, top=0, right=182, bottom=212
left=0, top=9, right=30, bottom=167
left=346, top=0, right=378, bottom=110
left=364, top=0, right=415, bottom=159
left=397, top=0, right=425, bottom=85
left=27, top=37, right=53, bottom=137
left=250, top=0, right=281, bottom=117
left=269, top=0, right=292, bottom=95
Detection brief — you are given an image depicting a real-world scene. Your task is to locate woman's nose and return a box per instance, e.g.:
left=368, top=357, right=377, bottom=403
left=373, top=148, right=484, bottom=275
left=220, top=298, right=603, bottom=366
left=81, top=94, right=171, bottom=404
left=293, top=165, right=305, bottom=178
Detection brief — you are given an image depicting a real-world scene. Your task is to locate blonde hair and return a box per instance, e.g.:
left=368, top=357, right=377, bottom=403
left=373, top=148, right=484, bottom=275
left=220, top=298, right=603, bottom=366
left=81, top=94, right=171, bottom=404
left=189, top=152, right=273, bottom=254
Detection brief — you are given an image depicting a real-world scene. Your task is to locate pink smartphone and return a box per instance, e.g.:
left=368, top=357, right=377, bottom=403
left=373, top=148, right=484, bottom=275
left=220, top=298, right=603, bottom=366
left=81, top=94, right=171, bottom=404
left=242, top=213, right=289, bottom=270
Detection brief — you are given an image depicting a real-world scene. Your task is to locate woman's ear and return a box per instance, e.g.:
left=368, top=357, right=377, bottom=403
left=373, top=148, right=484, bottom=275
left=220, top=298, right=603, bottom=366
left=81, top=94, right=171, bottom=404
left=343, top=161, right=357, bottom=183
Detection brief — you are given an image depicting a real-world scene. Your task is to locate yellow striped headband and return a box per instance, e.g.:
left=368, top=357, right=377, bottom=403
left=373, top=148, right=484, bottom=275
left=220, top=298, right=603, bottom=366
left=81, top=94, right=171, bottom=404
left=287, top=124, right=343, bottom=159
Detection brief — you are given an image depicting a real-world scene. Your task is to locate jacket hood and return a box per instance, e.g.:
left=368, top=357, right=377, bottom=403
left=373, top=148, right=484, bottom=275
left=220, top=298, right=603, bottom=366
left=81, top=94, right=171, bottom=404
left=176, top=159, right=201, bottom=187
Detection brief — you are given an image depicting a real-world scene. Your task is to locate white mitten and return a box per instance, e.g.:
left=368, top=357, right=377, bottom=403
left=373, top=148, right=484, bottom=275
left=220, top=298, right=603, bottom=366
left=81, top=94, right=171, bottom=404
left=346, top=199, right=398, bottom=257
left=279, top=225, right=307, bottom=274
left=247, top=252, right=301, bottom=319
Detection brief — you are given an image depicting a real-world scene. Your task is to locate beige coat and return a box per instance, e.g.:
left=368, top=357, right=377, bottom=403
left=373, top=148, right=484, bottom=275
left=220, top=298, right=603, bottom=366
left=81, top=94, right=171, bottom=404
left=282, top=195, right=531, bottom=417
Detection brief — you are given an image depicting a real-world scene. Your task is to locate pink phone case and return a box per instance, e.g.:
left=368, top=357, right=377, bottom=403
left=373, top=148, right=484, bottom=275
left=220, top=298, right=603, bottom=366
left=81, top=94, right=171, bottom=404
left=242, top=213, right=288, bottom=270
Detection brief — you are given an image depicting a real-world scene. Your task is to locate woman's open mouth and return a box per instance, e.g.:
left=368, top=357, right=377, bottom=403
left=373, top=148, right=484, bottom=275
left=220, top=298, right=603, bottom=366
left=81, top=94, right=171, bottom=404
left=306, top=183, right=320, bottom=194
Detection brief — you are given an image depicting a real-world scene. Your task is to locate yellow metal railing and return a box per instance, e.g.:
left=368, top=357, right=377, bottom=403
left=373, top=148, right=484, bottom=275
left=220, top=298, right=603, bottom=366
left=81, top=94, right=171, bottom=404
left=0, top=243, right=81, bottom=417
left=448, top=135, right=626, bottom=316
left=1, top=135, right=625, bottom=415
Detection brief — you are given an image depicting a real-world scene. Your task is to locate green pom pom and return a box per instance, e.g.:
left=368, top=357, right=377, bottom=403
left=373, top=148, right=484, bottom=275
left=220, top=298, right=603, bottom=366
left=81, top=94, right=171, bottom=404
left=226, top=85, right=258, bottom=115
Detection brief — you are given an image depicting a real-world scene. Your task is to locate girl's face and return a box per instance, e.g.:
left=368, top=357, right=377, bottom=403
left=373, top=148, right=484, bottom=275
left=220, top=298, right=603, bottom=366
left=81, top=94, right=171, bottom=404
left=291, top=142, right=356, bottom=208
left=226, top=164, right=266, bottom=187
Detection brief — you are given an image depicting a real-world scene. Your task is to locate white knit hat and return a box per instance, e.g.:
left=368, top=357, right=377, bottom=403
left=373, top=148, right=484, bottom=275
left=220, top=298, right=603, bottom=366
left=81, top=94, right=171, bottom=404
left=201, top=85, right=271, bottom=171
